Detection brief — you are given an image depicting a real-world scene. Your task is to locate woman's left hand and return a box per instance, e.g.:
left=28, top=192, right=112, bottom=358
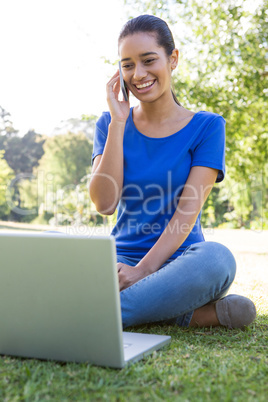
left=117, top=263, right=146, bottom=291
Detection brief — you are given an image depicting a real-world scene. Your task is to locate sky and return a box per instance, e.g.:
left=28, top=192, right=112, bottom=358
left=0, top=0, right=127, bottom=135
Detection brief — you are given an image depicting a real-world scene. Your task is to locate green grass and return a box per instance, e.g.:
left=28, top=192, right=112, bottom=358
left=0, top=227, right=267, bottom=401
left=1, top=321, right=267, bottom=401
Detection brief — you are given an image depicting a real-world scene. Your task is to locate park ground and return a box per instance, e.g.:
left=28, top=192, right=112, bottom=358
left=0, top=222, right=267, bottom=401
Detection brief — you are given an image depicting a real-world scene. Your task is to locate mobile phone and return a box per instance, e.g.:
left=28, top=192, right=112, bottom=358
left=118, top=61, right=128, bottom=102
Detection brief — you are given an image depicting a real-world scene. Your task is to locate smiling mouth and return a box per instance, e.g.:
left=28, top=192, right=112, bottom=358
left=135, top=80, right=155, bottom=90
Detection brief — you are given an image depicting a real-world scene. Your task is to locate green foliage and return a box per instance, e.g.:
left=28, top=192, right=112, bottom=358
left=173, top=0, right=267, bottom=178
left=0, top=114, right=100, bottom=225
left=0, top=128, right=46, bottom=222
left=1, top=130, right=45, bottom=174
left=38, top=132, right=92, bottom=188
left=0, top=105, right=18, bottom=137
left=22, top=132, right=95, bottom=225
left=181, top=0, right=268, bottom=229
left=0, top=150, right=15, bottom=218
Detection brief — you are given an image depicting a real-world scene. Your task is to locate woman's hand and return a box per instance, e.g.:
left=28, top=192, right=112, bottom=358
left=117, top=263, right=146, bottom=291
left=106, top=70, right=130, bottom=123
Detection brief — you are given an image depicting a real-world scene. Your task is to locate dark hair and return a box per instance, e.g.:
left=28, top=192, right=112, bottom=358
left=118, top=14, right=181, bottom=105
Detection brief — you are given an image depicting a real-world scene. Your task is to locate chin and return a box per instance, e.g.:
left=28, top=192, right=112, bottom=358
left=134, top=93, right=159, bottom=103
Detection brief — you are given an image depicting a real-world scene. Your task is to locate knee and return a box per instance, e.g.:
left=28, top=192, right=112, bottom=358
left=191, top=241, right=236, bottom=285
left=203, top=241, right=236, bottom=283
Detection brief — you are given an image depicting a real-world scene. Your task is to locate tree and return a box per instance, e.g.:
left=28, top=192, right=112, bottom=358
left=0, top=106, right=45, bottom=175
left=30, top=132, right=93, bottom=225
left=2, top=130, right=45, bottom=174
left=0, top=105, right=18, bottom=137
left=37, top=131, right=93, bottom=188
left=0, top=106, right=18, bottom=152
left=0, top=150, right=15, bottom=219
left=0, top=127, right=46, bottom=221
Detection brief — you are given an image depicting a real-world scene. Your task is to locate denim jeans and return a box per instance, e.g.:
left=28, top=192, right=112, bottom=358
left=118, top=241, right=236, bottom=329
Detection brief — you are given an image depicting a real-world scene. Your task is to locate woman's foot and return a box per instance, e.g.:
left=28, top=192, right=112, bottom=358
left=215, top=294, right=256, bottom=329
left=190, top=295, right=256, bottom=329
left=189, top=303, right=220, bottom=327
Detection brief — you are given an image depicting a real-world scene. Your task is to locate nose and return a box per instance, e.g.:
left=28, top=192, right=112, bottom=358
left=133, top=63, right=147, bottom=81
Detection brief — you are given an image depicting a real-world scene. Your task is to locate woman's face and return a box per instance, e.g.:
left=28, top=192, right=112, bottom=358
left=119, top=32, right=178, bottom=103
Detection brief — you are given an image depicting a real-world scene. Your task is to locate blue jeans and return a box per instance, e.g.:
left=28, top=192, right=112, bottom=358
left=118, top=241, right=236, bottom=329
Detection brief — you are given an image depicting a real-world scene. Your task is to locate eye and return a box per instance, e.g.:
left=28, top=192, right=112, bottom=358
left=122, top=63, right=133, bottom=69
left=144, top=58, right=156, bottom=64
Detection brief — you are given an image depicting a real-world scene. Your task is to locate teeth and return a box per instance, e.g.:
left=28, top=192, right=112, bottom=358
left=136, top=81, right=154, bottom=89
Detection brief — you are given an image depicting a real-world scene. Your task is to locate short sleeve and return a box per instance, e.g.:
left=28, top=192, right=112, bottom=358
left=191, top=115, right=226, bottom=183
left=91, top=111, right=111, bottom=165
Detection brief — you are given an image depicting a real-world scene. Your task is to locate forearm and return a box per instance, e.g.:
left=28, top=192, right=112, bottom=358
left=89, top=120, right=125, bottom=214
left=136, top=166, right=218, bottom=276
left=117, top=208, right=197, bottom=291
left=136, top=205, right=199, bottom=275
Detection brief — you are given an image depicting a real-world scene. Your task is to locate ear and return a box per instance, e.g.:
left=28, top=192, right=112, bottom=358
left=170, top=48, right=179, bottom=71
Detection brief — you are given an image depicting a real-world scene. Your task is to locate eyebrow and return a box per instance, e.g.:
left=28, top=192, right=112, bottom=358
left=121, top=52, right=158, bottom=62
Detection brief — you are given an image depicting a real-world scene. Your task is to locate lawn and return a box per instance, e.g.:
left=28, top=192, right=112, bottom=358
left=0, top=225, right=267, bottom=401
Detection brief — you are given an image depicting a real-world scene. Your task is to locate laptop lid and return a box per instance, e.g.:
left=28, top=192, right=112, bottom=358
left=0, top=232, right=125, bottom=368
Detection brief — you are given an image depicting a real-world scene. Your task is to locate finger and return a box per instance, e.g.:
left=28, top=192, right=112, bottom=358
left=108, top=76, right=120, bottom=89
left=113, top=79, right=121, bottom=97
left=107, top=79, right=119, bottom=96
left=118, top=273, right=125, bottom=291
left=117, top=262, right=123, bottom=272
left=107, top=77, right=121, bottom=101
left=118, top=274, right=125, bottom=291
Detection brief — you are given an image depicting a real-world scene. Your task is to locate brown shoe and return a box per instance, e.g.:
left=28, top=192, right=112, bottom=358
left=215, top=294, right=256, bottom=329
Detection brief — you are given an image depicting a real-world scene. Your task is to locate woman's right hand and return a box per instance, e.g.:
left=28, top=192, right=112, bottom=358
left=106, top=70, right=130, bottom=123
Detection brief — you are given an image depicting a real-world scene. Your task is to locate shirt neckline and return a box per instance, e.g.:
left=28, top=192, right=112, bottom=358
left=129, top=107, right=201, bottom=140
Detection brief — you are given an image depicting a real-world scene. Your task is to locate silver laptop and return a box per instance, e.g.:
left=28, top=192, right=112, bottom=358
left=0, top=232, right=170, bottom=368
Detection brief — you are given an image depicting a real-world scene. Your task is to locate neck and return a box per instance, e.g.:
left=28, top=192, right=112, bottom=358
left=135, top=92, right=184, bottom=123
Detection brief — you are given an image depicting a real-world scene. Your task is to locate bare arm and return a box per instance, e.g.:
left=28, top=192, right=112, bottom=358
left=89, top=70, right=130, bottom=215
left=136, top=166, right=218, bottom=273
left=89, top=120, right=125, bottom=215
left=118, top=166, right=218, bottom=289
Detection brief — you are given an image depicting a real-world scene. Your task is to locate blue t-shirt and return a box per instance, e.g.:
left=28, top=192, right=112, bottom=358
left=92, top=107, right=225, bottom=260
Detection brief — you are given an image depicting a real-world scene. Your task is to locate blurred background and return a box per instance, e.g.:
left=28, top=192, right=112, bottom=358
left=0, top=0, right=267, bottom=232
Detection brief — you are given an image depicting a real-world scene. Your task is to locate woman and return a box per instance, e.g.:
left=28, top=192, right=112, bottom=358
left=89, top=15, right=256, bottom=329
